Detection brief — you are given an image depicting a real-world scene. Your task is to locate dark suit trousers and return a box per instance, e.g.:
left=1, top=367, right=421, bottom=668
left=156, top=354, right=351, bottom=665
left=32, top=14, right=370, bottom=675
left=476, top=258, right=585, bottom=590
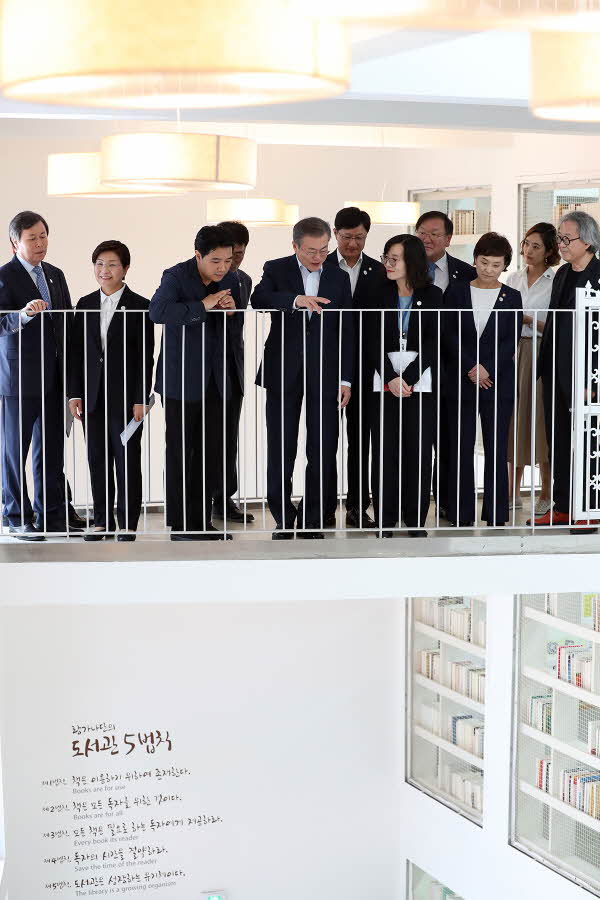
left=446, top=383, right=511, bottom=525
left=212, top=360, right=242, bottom=505
left=164, top=378, right=223, bottom=532
left=85, top=397, right=143, bottom=531
left=1, top=379, right=65, bottom=526
left=370, top=392, right=434, bottom=528
left=344, top=372, right=371, bottom=512
left=266, top=380, right=339, bottom=529
left=542, top=375, right=573, bottom=514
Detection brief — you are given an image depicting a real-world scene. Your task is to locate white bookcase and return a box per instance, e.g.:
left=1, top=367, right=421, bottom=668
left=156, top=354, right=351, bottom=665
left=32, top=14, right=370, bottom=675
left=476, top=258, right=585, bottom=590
left=409, top=861, right=465, bottom=899
left=512, top=593, right=600, bottom=896
left=407, top=597, right=487, bottom=825
left=409, top=187, right=491, bottom=266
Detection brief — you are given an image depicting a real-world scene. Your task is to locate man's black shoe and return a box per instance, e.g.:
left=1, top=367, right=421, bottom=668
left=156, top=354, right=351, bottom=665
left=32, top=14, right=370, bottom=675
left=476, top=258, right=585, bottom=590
left=408, top=529, right=428, bottom=538
left=39, top=518, right=86, bottom=533
left=213, top=498, right=254, bottom=523
left=8, top=523, right=45, bottom=541
left=171, top=523, right=233, bottom=541
left=346, top=508, right=376, bottom=529
left=117, top=533, right=137, bottom=542
left=69, top=505, right=88, bottom=529
left=83, top=530, right=115, bottom=541
left=376, top=530, right=395, bottom=539
left=297, top=530, right=324, bottom=539
left=272, top=527, right=294, bottom=540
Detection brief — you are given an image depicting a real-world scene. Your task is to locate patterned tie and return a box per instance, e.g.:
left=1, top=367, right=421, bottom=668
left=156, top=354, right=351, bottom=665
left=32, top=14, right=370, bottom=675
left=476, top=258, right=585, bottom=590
left=428, top=261, right=437, bottom=283
left=32, top=264, right=52, bottom=311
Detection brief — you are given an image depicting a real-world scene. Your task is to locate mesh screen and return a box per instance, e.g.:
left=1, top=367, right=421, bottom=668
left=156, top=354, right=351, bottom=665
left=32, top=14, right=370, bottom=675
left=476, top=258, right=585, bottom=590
left=521, top=185, right=600, bottom=236
left=408, top=597, right=486, bottom=825
left=512, top=593, right=600, bottom=895
left=409, top=861, right=465, bottom=899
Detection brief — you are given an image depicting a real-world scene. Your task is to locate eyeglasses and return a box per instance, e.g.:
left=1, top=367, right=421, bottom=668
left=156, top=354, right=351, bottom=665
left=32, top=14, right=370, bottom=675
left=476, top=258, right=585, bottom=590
left=381, top=254, right=402, bottom=266
left=338, top=233, right=366, bottom=243
left=302, top=246, right=329, bottom=258
left=557, top=233, right=582, bottom=246
left=416, top=228, right=445, bottom=239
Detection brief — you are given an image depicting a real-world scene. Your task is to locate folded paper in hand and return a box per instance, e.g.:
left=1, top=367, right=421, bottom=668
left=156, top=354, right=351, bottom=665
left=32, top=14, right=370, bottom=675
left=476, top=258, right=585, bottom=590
left=373, top=351, right=432, bottom=393
left=120, top=394, right=155, bottom=445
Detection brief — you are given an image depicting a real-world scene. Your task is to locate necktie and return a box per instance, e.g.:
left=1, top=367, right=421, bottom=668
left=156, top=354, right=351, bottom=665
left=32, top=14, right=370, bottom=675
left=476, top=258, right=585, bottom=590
left=428, top=261, right=437, bottom=282
left=304, top=269, right=320, bottom=320
left=32, top=265, right=52, bottom=312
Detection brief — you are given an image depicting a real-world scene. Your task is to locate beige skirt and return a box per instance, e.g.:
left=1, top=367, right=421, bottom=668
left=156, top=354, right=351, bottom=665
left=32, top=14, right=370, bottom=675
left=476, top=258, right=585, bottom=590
left=507, top=336, right=549, bottom=466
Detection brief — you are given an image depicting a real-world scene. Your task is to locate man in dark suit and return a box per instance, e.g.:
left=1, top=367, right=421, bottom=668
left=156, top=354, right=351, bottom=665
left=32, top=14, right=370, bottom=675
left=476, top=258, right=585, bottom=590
left=0, top=210, right=83, bottom=539
left=150, top=225, right=241, bottom=541
left=251, top=216, right=353, bottom=539
left=68, top=240, right=154, bottom=542
left=212, top=220, right=254, bottom=525
left=533, top=211, right=600, bottom=532
left=415, top=210, right=477, bottom=520
left=324, top=206, right=383, bottom=529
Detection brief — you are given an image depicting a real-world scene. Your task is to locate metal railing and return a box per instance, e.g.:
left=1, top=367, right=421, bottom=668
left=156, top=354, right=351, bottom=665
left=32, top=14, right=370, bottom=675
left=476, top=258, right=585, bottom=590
left=0, top=303, right=596, bottom=542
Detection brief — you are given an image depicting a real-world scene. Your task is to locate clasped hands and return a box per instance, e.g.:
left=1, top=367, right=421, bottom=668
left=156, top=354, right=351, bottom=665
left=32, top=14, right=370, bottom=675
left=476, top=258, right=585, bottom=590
left=468, top=363, right=493, bottom=389
left=388, top=376, right=413, bottom=398
left=203, top=289, right=236, bottom=316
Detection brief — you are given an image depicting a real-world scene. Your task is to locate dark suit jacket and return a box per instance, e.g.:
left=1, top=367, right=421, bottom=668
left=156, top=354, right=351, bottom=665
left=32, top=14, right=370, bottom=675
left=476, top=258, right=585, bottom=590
left=251, top=254, right=353, bottom=392
left=443, top=280, right=523, bottom=396
left=365, top=278, right=443, bottom=388
left=538, top=255, right=600, bottom=398
left=227, top=268, right=251, bottom=391
left=68, top=285, right=154, bottom=415
left=444, top=253, right=477, bottom=297
left=0, top=255, right=71, bottom=396
left=149, top=258, right=241, bottom=402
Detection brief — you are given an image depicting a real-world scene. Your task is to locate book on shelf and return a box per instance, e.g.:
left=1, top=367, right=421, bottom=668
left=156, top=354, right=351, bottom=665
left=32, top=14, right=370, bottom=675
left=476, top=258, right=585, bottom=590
left=415, top=700, right=442, bottom=736
left=588, top=718, right=600, bottom=756
left=418, top=648, right=441, bottom=682
left=544, top=592, right=600, bottom=631
left=451, top=209, right=475, bottom=236
left=440, top=762, right=483, bottom=812
left=447, top=714, right=484, bottom=757
left=415, top=597, right=481, bottom=645
left=556, top=642, right=593, bottom=690
left=560, top=766, right=600, bottom=819
left=427, top=882, right=462, bottom=900
left=527, top=694, right=552, bottom=734
left=536, top=757, right=552, bottom=792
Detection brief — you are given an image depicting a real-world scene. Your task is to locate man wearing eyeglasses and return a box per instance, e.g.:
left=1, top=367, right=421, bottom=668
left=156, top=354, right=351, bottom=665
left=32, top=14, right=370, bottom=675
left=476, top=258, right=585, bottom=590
left=323, top=206, right=384, bottom=530
left=415, top=211, right=476, bottom=521
left=533, top=210, right=600, bottom=533
left=251, top=216, right=353, bottom=539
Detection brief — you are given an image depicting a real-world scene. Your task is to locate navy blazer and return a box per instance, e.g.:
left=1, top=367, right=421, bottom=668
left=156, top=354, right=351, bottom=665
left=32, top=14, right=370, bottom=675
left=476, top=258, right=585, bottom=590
left=443, top=280, right=523, bottom=396
left=227, top=267, right=251, bottom=391
left=444, top=253, right=477, bottom=297
left=251, top=254, right=353, bottom=392
left=366, top=277, right=443, bottom=388
left=149, top=258, right=241, bottom=403
left=0, top=255, right=72, bottom=397
left=538, top=256, right=600, bottom=398
left=68, top=285, right=154, bottom=414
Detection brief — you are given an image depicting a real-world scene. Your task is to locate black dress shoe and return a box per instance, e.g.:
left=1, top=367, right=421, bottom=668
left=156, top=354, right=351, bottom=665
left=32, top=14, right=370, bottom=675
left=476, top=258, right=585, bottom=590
left=40, top=518, right=85, bottom=533
left=376, top=530, right=395, bottom=538
left=213, top=499, right=255, bottom=523
left=83, top=530, right=115, bottom=542
left=69, top=507, right=88, bottom=529
left=117, top=533, right=137, bottom=542
left=346, top=508, right=376, bottom=529
left=448, top=520, right=474, bottom=527
left=272, top=527, right=294, bottom=540
left=171, top=523, right=232, bottom=541
left=8, top=523, right=45, bottom=541
left=297, top=530, right=324, bottom=539
left=408, top=529, right=428, bottom=538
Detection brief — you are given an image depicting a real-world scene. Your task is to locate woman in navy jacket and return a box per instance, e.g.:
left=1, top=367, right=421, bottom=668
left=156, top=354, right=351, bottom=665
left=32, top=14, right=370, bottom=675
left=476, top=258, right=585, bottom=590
left=367, top=234, right=443, bottom=536
left=443, top=233, right=523, bottom=527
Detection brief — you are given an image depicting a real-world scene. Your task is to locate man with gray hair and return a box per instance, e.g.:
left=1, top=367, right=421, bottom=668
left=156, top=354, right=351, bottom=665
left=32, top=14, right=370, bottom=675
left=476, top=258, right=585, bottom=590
left=533, top=210, right=600, bottom=532
left=251, top=216, right=353, bottom=538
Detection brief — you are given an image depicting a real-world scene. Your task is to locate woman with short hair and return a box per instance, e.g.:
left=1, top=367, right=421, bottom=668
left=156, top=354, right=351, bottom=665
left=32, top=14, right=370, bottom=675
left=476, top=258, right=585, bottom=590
left=443, top=232, right=523, bottom=527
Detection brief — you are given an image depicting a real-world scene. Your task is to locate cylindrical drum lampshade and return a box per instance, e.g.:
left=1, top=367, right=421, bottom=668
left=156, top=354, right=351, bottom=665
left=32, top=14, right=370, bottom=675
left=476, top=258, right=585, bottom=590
left=47, top=152, right=182, bottom=197
left=530, top=32, right=600, bottom=120
left=311, top=0, right=600, bottom=30
left=344, top=201, right=420, bottom=225
left=101, top=134, right=257, bottom=191
left=0, top=0, right=350, bottom=108
left=206, top=198, right=298, bottom=225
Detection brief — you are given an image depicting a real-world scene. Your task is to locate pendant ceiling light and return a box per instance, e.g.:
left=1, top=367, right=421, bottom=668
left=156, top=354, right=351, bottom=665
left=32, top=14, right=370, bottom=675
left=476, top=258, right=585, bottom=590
left=47, top=152, right=183, bottom=198
left=312, top=0, right=600, bottom=31
left=0, top=0, right=350, bottom=108
left=530, top=32, right=600, bottom=120
left=344, top=201, right=420, bottom=225
left=206, top=198, right=299, bottom=226
left=100, top=134, right=257, bottom=192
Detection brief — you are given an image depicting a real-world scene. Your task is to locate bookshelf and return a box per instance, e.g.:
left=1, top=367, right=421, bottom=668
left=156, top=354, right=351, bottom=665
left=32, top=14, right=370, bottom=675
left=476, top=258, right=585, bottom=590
left=512, top=593, right=600, bottom=896
left=409, top=187, right=491, bottom=266
left=520, top=181, right=600, bottom=238
left=407, top=596, right=487, bottom=826
left=409, top=861, right=465, bottom=899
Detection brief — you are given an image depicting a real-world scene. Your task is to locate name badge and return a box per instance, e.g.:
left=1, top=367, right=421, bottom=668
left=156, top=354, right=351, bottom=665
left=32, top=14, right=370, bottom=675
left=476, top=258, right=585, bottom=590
left=400, top=337, right=407, bottom=353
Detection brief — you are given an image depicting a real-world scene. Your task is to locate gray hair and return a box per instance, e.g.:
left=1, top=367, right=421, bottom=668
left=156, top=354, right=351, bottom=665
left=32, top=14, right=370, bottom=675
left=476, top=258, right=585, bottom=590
left=292, top=216, right=331, bottom=246
left=559, top=210, right=600, bottom=254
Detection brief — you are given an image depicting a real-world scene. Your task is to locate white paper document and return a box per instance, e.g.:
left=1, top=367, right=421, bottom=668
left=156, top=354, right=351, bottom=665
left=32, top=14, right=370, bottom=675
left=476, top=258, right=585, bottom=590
left=120, top=393, right=155, bottom=445
left=373, top=350, right=432, bottom=393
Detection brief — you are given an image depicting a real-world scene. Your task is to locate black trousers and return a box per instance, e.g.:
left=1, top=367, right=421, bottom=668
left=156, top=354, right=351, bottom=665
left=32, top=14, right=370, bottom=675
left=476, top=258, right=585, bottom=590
left=265, top=382, right=339, bottom=529
left=344, top=374, right=372, bottom=512
left=86, top=398, right=143, bottom=531
left=164, top=379, right=223, bottom=532
left=432, top=387, right=449, bottom=510
left=446, top=383, right=512, bottom=525
left=212, top=364, right=242, bottom=507
left=370, top=391, right=434, bottom=529
left=542, top=375, right=573, bottom=515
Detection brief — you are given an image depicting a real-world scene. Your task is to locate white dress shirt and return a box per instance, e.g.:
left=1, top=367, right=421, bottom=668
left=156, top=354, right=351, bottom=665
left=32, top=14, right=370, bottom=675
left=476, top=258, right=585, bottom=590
left=337, top=250, right=363, bottom=296
left=431, top=253, right=450, bottom=294
left=100, top=284, right=126, bottom=351
left=17, top=253, right=51, bottom=326
left=470, top=286, right=500, bottom=339
left=295, top=258, right=350, bottom=387
left=506, top=266, right=554, bottom=338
